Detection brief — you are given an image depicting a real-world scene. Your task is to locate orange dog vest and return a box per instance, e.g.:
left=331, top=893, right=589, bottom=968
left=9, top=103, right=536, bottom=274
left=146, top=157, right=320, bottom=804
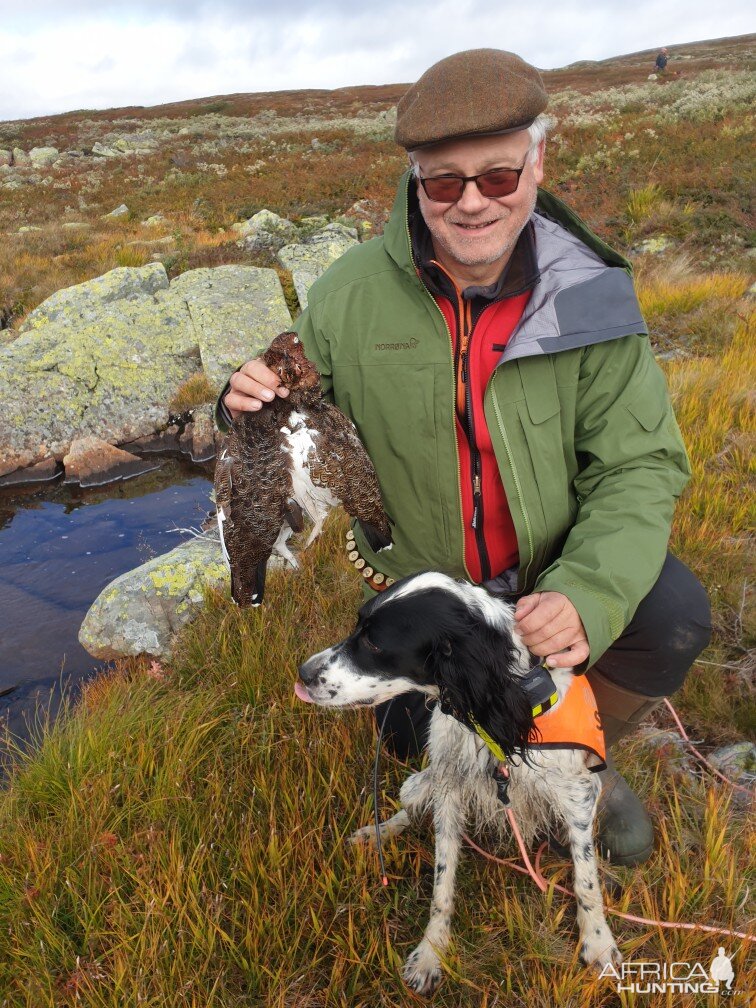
left=528, top=676, right=607, bottom=771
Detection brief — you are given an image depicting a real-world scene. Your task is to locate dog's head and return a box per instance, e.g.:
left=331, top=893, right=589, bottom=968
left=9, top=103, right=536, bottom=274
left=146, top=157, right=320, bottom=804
left=296, top=572, right=535, bottom=760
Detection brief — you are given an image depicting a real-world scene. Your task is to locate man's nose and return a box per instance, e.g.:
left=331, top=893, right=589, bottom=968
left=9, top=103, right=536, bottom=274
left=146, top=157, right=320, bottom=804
left=455, top=178, right=491, bottom=213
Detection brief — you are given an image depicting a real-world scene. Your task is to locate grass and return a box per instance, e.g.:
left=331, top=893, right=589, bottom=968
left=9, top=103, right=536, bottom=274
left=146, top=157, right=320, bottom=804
left=169, top=372, right=217, bottom=413
left=0, top=35, right=754, bottom=1006
left=0, top=299, right=753, bottom=1003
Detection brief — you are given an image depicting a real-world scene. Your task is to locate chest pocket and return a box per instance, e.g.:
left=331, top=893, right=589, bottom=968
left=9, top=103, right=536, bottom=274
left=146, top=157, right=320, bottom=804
left=514, top=356, right=575, bottom=563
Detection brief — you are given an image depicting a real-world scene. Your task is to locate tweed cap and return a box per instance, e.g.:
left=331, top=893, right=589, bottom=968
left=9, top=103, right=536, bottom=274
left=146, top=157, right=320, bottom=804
left=395, top=49, right=548, bottom=151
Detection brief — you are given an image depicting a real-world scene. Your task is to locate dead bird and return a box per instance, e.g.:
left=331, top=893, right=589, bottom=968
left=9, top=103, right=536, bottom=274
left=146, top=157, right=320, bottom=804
left=214, top=331, right=393, bottom=606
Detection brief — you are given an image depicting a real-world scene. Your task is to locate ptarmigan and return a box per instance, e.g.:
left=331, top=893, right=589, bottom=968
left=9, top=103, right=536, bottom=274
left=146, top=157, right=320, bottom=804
left=215, top=331, right=393, bottom=606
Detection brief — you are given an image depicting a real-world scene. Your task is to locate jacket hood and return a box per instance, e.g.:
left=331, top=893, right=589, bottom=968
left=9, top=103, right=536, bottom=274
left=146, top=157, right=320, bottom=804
left=382, top=170, right=648, bottom=361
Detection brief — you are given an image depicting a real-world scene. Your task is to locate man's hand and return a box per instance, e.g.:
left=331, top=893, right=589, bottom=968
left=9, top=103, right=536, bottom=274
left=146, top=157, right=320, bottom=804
left=514, top=591, right=589, bottom=669
left=223, top=358, right=290, bottom=419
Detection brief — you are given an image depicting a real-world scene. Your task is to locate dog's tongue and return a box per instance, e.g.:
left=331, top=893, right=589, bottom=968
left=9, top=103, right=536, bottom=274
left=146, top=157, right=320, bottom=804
left=294, top=681, right=314, bottom=703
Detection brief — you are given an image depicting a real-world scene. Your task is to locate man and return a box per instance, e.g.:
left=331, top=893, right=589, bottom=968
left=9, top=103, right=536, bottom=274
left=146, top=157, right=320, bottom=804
left=217, top=49, right=711, bottom=865
left=655, top=48, right=669, bottom=72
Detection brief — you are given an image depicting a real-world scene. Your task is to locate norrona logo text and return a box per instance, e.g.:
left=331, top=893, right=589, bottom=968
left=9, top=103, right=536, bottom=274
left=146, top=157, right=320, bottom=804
left=374, top=338, right=419, bottom=351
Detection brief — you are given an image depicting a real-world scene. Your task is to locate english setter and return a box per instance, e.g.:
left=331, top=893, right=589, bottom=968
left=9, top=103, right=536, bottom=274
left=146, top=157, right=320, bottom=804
left=296, top=571, right=621, bottom=996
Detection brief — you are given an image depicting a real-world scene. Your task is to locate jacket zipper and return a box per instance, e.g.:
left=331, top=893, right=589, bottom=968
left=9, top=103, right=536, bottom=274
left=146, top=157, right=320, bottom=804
left=490, top=382, right=534, bottom=590
left=405, top=217, right=473, bottom=582
left=440, top=266, right=491, bottom=582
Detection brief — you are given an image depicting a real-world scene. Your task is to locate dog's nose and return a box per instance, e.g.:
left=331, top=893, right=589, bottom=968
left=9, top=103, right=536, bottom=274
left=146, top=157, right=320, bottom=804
left=298, top=657, right=321, bottom=685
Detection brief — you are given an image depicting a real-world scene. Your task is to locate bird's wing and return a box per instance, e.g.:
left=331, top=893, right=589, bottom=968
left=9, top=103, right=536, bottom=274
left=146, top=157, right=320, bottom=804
left=214, top=418, right=290, bottom=606
left=309, top=403, right=393, bottom=550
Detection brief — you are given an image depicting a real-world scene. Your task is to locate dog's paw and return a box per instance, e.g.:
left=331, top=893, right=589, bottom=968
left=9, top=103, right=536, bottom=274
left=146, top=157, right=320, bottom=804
left=347, top=824, right=375, bottom=845
left=581, top=933, right=622, bottom=971
left=402, top=942, right=443, bottom=996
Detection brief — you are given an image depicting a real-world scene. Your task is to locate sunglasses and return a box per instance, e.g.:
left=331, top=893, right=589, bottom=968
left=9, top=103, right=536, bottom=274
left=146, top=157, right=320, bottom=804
left=418, top=165, right=526, bottom=203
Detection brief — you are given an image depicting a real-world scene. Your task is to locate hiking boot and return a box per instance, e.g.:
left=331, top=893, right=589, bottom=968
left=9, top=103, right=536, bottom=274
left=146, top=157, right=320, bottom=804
left=596, top=764, right=655, bottom=866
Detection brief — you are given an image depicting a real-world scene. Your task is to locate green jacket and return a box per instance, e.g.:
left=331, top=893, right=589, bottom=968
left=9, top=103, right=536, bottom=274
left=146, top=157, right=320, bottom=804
left=219, top=172, right=690, bottom=666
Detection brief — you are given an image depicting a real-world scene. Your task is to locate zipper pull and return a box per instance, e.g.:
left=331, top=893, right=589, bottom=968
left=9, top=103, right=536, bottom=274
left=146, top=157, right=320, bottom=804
left=461, top=351, right=468, bottom=384
left=471, top=472, right=481, bottom=529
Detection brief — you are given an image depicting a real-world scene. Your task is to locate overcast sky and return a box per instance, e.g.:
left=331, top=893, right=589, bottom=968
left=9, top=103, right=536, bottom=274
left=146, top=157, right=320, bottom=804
left=1, top=1, right=753, bottom=121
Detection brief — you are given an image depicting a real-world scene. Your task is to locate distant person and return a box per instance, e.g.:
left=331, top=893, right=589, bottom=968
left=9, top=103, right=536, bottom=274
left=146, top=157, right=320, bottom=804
left=655, top=47, right=669, bottom=73
left=218, top=48, right=711, bottom=866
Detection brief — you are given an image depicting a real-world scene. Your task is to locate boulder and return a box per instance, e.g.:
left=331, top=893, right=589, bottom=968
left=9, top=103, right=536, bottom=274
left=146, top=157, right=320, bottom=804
left=79, top=534, right=230, bottom=660
left=277, top=223, right=358, bottom=309
left=0, top=263, right=198, bottom=476
left=12, top=148, right=30, bottom=166
left=0, top=457, right=60, bottom=488
left=103, top=203, right=129, bottom=219
left=112, top=133, right=158, bottom=154
left=63, top=436, right=160, bottom=487
left=170, top=265, right=292, bottom=392
left=233, top=208, right=299, bottom=252
left=29, top=146, right=59, bottom=168
left=179, top=405, right=216, bottom=462
left=0, top=261, right=292, bottom=479
left=123, top=425, right=181, bottom=453
left=142, top=213, right=168, bottom=227
left=92, top=142, right=121, bottom=158
left=0, top=150, right=11, bottom=167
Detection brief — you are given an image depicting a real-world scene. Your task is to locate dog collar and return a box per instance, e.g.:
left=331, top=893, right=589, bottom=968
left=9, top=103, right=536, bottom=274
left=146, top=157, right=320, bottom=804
left=467, top=662, right=560, bottom=764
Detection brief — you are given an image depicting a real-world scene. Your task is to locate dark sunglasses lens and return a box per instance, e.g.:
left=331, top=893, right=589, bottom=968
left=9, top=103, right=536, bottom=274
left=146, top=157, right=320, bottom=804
left=423, top=177, right=464, bottom=202
left=477, top=169, right=520, bottom=197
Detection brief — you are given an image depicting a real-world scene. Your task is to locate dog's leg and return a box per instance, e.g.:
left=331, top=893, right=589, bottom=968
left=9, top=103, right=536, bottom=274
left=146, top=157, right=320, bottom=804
left=348, top=769, right=433, bottom=845
left=402, top=786, right=463, bottom=996
left=562, top=778, right=622, bottom=970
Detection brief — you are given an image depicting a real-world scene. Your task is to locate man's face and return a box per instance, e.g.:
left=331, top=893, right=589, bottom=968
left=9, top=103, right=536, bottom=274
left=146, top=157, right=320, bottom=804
left=412, top=131, right=544, bottom=284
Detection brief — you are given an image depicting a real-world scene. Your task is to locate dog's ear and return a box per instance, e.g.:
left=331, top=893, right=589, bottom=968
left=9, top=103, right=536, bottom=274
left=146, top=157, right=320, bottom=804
left=432, top=616, right=534, bottom=759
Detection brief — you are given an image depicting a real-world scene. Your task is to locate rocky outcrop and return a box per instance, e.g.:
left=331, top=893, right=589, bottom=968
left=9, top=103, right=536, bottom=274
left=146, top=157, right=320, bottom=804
left=79, top=534, right=230, bottom=660
left=28, top=147, right=59, bottom=168
left=63, top=436, right=159, bottom=487
left=278, top=222, right=359, bottom=309
left=0, top=262, right=291, bottom=480
left=171, top=265, right=292, bottom=391
left=233, top=209, right=298, bottom=252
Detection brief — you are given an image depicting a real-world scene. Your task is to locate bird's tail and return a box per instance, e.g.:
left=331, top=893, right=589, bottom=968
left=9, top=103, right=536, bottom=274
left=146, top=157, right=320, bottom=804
left=232, top=560, right=267, bottom=607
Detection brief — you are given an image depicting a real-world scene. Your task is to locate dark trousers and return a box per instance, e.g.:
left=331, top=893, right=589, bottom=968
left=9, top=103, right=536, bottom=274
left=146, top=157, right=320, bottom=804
left=375, top=554, right=712, bottom=760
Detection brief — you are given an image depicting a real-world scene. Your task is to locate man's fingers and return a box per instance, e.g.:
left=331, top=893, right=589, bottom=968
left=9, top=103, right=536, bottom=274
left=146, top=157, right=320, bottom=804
left=545, top=640, right=589, bottom=669
left=515, top=594, right=567, bottom=637
left=514, top=593, right=540, bottom=620
left=522, top=626, right=578, bottom=655
left=223, top=362, right=290, bottom=414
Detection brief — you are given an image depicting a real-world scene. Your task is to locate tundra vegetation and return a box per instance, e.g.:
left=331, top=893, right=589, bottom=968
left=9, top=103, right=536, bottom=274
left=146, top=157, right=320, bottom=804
left=0, top=36, right=753, bottom=1007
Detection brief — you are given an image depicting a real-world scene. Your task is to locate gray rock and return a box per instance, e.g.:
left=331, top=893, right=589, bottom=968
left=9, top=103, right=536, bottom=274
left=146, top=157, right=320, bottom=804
left=0, top=150, right=11, bottom=167
left=103, top=203, right=129, bottom=219
left=179, top=405, right=216, bottom=462
left=92, top=142, right=121, bottom=158
left=29, top=146, right=59, bottom=168
left=170, top=265, right=292, bottom=392
left=12, top=148, right=30, bottom=166
left=63, top=436, right=160, bottom=487
left=278, top=223, right=358, bottom=309
left=635, top=727, right=697, bottom=774
left=61, top=221, right=90, bottom=230
left=707, top=742, right=755, bottom=779
left=113, top=133, right=158, bottom=154
left=142, top=213, right=168, bottom=227
left=233, top=208, right=299, bottom=253
left=0, top=263, right=198, bottom=476
left=79, top=534, right=230, bottom=660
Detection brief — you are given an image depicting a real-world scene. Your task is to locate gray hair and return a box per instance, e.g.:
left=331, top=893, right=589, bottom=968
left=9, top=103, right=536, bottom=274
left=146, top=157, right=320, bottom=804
left=409, top=112, right=553, bottom=174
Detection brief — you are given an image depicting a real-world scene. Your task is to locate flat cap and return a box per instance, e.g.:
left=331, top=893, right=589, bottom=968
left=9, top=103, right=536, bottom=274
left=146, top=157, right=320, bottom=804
left=395, top=49, right=548, bottom=151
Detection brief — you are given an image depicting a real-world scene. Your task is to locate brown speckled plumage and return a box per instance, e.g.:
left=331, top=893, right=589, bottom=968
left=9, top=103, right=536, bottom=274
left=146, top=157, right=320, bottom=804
left=215, top=332, right=392, bottom=606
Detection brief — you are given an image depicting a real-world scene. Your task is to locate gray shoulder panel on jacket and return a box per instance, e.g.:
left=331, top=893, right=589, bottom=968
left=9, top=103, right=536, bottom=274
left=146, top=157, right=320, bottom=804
left=540, top=268, right=649, bottom=352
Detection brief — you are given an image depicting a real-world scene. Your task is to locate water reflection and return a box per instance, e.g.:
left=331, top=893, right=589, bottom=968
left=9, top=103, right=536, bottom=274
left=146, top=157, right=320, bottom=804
left=0, top=457, right=214, bottom=753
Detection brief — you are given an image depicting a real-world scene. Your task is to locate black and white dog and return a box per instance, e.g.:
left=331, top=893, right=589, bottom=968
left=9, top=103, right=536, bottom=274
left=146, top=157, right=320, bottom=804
left=296, top=572, right=621, bottom=995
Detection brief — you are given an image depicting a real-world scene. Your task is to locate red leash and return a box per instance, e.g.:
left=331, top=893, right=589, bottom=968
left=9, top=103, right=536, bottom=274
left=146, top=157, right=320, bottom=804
left=462, top=701, right=755, bottom=942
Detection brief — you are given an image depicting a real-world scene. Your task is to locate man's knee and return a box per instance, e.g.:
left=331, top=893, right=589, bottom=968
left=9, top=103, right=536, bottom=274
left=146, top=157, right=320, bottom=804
left=591, top=554, right=711, bottom=696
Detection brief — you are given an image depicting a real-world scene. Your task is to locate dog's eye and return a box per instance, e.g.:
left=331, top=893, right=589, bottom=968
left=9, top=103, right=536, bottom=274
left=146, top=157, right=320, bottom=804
left=362, top=635, right=382, bottom=654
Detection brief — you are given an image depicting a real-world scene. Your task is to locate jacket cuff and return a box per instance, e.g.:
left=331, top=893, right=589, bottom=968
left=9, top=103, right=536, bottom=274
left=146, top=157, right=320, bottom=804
left=534, top=570, right=624, bottom=669
left=214, top=371, right=240, bottom=434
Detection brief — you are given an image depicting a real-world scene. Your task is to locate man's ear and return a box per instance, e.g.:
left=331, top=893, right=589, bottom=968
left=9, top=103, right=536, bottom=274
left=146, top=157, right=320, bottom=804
left=532, top=139, right=545, bottom=185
